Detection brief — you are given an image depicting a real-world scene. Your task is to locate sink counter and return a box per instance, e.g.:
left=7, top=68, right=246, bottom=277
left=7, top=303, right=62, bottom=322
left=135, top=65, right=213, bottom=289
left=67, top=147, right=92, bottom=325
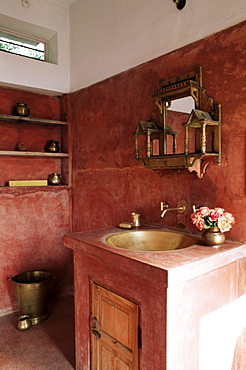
left=64, top=226, right=246, bottom=369
left=64, top=225, right=245, bottom=288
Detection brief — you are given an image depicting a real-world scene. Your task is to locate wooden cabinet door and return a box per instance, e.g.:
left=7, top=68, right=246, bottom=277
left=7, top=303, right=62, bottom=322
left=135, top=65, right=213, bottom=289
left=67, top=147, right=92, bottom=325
left=91, top=283, right=139, bottom=370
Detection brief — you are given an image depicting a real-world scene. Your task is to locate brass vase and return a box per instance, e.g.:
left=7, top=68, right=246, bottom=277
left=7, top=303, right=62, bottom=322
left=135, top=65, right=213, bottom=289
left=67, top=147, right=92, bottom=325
left=202, top=227, right=225, bottom=247
left=14, top=103, right=30, bottom=117
left=45, top=140, right=60, bottom=153
left=48, top=173, right=62, bottom=185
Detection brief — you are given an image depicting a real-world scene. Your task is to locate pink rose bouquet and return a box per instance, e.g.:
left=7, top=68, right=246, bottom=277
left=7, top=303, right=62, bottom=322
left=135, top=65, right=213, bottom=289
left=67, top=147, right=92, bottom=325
left=191, top=206, right=235, bottom=233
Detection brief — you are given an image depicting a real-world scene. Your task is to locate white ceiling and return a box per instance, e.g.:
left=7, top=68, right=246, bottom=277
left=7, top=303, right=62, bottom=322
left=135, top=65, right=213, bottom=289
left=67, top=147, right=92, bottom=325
left=1, top=0, right=245, bottom=94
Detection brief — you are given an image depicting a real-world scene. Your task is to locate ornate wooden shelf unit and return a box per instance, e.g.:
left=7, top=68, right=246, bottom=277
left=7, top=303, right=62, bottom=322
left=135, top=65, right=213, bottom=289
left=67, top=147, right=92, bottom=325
left=134, top=66, right=221, bottom=178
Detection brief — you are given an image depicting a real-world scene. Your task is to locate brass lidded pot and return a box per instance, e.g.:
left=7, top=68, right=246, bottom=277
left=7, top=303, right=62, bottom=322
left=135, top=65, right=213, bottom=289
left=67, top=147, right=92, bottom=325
left=14, top=103, right=30, bottom=117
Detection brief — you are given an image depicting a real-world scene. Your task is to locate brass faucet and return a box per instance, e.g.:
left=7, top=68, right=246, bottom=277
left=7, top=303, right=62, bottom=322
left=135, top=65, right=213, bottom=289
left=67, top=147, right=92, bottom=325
left=160, top=202, right=186, bottom=218
left=192, top=205, right=201, bottom=213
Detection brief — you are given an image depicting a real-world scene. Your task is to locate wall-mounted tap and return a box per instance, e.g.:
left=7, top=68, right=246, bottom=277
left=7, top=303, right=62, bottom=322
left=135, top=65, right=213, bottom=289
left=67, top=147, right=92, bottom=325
left=160, top=202, right=186, bottom=218
left=192, top=205, right=201, bottom=213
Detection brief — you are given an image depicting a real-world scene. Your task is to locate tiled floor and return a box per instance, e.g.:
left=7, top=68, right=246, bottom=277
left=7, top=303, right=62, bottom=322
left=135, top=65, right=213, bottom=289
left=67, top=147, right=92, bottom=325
left=0, top=296, right=75, bottom=370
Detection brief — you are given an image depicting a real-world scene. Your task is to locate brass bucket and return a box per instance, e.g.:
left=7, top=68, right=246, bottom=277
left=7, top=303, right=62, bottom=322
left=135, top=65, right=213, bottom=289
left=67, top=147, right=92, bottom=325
left=8, top=271, right=55, bottom=325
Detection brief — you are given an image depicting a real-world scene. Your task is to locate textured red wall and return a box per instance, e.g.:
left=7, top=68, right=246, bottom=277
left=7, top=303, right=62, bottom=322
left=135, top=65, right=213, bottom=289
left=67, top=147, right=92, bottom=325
left=0, top=88, right=61, bottom=118
left=69, top=21, right=246, bottom=242
left=0, top=88, right=73, bottom=315
left=1, top=20, right=245, bottom=316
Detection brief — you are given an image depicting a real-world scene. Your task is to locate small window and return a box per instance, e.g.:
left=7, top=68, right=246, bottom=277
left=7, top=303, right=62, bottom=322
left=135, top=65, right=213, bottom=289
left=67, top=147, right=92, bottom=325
left=0, top=28, right=47, bottom=61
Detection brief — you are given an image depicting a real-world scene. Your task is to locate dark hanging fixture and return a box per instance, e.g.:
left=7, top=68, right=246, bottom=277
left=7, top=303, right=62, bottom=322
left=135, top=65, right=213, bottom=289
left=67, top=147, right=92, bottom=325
left=173, top=0, right=186, bottom=10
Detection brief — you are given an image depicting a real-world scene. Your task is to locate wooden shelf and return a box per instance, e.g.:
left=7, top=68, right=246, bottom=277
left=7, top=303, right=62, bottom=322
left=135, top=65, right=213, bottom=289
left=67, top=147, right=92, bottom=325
left=0, top=150, right=69, bottom=157
left=0, top=114, right=68, bottom=126
left=136, top=153, right=220, bottom=178
left=0, top=185, right=71, bottom=194
left=0, top=113, right=71, bottom=187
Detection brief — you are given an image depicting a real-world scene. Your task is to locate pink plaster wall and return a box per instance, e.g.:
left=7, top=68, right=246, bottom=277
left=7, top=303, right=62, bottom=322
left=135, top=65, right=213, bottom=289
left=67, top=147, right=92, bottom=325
left=0, top=88, right=73, bottom=316
left=69, top=21, right=246, bottom=243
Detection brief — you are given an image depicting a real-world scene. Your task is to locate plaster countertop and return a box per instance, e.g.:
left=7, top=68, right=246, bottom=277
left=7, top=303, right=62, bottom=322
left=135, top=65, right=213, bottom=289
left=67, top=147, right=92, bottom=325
left=64, top=225, right=245, bottom=287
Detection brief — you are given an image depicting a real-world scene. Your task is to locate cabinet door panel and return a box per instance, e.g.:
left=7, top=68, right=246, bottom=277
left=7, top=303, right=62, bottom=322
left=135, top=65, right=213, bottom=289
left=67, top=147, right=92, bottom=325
left=101, top=298, right=132, bottom=349
left=101, top=345, right=130, bottom=370
left=91, top=283, right=139, bottom=370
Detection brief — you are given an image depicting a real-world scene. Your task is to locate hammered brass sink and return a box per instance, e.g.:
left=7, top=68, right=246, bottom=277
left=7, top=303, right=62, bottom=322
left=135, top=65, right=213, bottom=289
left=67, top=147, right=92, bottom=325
left=105, top=230, right=197, bottom=252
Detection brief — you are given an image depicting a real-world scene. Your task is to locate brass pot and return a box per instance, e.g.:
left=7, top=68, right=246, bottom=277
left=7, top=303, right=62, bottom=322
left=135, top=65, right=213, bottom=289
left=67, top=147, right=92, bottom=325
left=14, top=103, right=30, bottom=117
left=202, top=227, right=225, bottom=247
left=17, top=315, right=32, bottom=331
left=45, top=140, right=60, bottom=153
left=48, top=173, right=62, bottom=185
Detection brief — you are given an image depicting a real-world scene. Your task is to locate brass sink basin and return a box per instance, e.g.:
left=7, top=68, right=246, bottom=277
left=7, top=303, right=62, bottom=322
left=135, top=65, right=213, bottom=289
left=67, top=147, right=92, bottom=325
left=105, top=230, right=197, bottom=252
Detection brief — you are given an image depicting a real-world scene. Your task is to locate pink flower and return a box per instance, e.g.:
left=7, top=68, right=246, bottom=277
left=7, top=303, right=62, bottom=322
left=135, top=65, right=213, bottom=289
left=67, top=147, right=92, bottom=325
left=218, top=216, right=232, bottom=232
left=198, top=207, right=211, bottom=217
left=196, top=219, right=205, bottom=230
left=191, top=206, right=235, bottom=233
left=191, top=212, right=202, bottom=225
left=214, top=207, right=225, bottom=215
left=191, top=211, right=205, bottom=230
left=191, top=213, right=198, bottom=223
left=209, top=210, right=220, bottom=222
left=224, top=212, right=235, bottom=225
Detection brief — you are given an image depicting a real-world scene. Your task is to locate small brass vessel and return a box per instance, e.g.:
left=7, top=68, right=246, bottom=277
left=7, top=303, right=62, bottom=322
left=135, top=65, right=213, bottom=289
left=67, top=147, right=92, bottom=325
left=130, top=212, right=141, bottom=227
left=45, top=140, right=60, bottom=153
left=202, top=227, right=225, bottom=247
left=14, top=103, right=30, bottom=117
left=48, top=173, right=62, bottom=185
left=17, top=315, right=32, bottom=331
left=16, top=143, right=28, bottom=151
